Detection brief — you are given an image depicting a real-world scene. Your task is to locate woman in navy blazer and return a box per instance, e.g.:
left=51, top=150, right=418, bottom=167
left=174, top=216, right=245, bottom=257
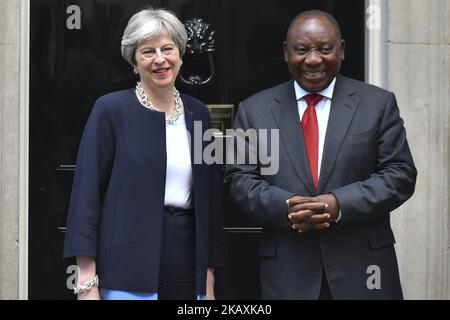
left=63, top=7, right=225, bottom=300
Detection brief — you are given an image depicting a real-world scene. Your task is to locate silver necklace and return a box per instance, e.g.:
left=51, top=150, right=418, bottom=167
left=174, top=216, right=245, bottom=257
left=135, top=82, right=183, bottom=125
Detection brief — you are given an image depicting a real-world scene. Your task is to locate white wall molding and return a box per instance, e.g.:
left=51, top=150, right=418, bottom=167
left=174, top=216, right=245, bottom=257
left=19, top=0, right=29, bottom=300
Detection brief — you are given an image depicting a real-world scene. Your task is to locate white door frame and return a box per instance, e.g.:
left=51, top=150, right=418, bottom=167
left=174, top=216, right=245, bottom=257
left=19, top=0, right=30, bottom=300
left=365, top=0, right=388, bottom=88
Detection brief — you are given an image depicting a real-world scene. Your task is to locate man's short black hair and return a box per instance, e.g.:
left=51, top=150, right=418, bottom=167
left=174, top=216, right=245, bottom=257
left=286, top=10, right=342, bottom=40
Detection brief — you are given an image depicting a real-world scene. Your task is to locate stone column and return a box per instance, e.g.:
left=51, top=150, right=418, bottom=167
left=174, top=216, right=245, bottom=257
left=0, top=0, right=24, bottom=299
left=387, top=0, right=450, bottom=299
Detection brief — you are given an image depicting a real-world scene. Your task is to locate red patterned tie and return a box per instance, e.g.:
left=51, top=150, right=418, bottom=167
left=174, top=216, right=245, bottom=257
left=302, top=94, right=323, bottom=191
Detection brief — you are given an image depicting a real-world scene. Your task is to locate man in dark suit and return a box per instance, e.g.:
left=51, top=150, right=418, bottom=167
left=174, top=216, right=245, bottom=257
left=224, top=10, right=416, bottom=299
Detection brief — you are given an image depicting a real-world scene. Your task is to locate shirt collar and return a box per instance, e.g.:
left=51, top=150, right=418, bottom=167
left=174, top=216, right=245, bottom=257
left=294, top=77, right=336, bottom=101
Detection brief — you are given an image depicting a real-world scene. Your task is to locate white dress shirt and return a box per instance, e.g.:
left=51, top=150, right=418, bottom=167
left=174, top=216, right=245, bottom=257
left=293, top=78, right=341, bottom=221
left=163, top=113, right=193, bottom=209
left=294, top=78, right=336, bottom=178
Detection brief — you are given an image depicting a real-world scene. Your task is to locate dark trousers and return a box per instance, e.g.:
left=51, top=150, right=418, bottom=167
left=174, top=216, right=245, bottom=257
left=158, top=207, right=196, bottom=300
left=319, top=270, right=333, bottom=300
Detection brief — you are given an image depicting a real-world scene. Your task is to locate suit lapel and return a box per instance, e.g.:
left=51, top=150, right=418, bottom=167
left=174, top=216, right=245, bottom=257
left=271, top=80, right=316, bottom=195
left=318, top=75, right=359, bottom=193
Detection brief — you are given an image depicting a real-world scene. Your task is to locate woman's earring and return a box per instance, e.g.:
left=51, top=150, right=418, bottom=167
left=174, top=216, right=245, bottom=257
left=133, top=68, right=138, bottom=75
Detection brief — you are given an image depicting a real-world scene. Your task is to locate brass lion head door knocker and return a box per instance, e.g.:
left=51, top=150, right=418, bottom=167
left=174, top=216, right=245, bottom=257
left=180, top=18, right=215, bottom=86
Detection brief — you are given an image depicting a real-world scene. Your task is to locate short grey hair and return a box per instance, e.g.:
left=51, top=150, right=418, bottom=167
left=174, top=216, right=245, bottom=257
left=121, top=8, right=188, bottom=67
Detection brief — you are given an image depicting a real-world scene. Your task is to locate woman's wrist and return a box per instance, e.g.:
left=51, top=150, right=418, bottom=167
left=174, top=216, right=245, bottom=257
left=73, top=274, right=99, bottom=295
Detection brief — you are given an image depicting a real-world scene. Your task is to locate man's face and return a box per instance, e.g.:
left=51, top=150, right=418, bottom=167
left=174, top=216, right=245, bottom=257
left=283, top=17, right=345, bottom=93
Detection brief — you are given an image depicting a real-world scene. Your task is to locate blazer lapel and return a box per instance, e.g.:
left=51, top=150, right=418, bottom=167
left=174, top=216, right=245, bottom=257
left=182, top=96, right=196, bottom=164
left=271, top=80, right=316, bottom=195
left=318, top=75, right=359, bottom=193
left=182, top=96, right=203, bottom=212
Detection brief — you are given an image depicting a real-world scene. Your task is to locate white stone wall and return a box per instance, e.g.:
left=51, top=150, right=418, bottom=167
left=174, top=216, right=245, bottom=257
left=0, top=0, right=21, bottom=299
left=387, top=0, right=450, bottom=299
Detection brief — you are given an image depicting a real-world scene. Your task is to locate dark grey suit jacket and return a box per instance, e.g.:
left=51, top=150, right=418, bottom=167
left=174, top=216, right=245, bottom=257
left=224, top=74, right=417, bottom=299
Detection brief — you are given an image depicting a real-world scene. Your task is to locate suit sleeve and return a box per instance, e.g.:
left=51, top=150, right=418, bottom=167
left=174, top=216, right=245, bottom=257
left=224, top=102, right=295, bottom=228
left=63, top=98, right=115, bottom=258
left=331, top=93, right=417, bottom=225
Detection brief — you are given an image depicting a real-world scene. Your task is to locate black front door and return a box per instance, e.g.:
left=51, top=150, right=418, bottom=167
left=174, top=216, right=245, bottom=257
left=29, top=0, right=365, bottom=299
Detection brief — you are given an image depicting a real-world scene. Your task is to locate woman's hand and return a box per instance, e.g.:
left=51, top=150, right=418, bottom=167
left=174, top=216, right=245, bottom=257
left=205, top=267, right=215, bottom=300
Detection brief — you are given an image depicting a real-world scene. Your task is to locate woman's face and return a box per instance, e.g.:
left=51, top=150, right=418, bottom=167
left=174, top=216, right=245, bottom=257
left=134, top=34, right=182, bottom=91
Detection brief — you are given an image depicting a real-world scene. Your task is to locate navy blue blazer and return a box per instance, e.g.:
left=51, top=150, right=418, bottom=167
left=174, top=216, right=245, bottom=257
left=63, top=88, right=225, bottom=294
